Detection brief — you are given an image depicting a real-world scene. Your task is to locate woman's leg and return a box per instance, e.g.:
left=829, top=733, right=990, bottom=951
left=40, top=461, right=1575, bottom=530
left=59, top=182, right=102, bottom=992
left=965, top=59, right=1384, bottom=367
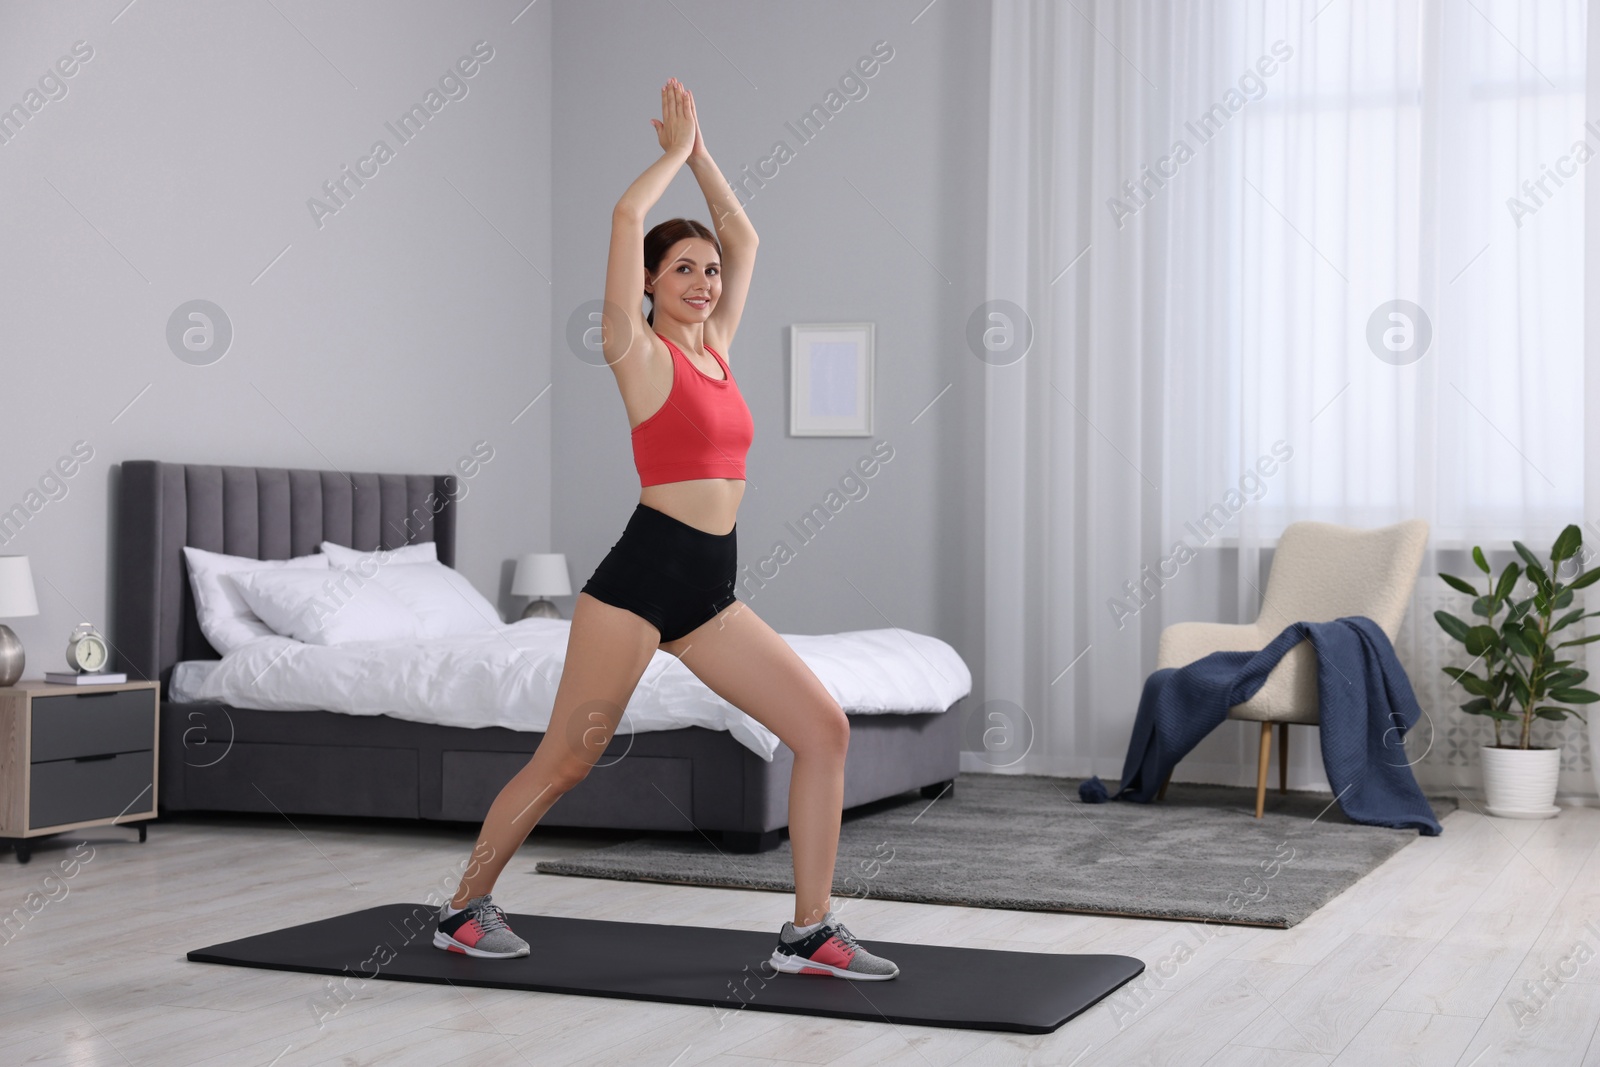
left=450, top=591, right=662, bottom=906
left=658, top=602, right=851, bottom=927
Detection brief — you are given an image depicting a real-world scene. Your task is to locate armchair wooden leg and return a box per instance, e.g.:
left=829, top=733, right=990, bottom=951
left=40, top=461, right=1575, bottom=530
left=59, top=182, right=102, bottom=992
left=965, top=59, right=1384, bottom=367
left=1157, top=770, right=1172, bottom=801
left=1278, top=723, right=1289, bottom=794
left=1255, top=721, right=1272, bottom=818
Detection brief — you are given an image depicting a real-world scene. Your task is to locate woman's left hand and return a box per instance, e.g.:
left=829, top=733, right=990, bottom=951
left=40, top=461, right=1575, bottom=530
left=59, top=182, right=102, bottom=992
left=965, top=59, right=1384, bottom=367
left=685, top=86, right=709, bottom=163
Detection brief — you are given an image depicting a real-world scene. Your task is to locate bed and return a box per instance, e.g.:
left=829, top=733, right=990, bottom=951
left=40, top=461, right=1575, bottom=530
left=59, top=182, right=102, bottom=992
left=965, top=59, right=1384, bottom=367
left=113, top=461, right=969, bottom=852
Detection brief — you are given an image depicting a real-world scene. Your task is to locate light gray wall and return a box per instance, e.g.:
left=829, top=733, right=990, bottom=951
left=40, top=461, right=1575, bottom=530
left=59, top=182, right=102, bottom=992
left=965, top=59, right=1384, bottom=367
left=550, top=1, right=989, bottom=711
left=2, top=1, right=988, bottom=725
left=0, top=0, right=552, bottom=672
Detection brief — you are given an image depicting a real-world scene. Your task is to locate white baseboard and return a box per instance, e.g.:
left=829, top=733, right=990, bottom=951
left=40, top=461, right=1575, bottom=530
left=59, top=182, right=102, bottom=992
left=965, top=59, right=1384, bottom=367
left=956, top=752, right=1600, bottom=807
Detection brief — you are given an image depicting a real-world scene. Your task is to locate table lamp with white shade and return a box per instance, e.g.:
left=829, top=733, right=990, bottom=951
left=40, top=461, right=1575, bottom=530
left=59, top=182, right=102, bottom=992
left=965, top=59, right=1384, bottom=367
left=0, top=555, right=40, bottom=687
left=512, top=553, right=571, bottom=620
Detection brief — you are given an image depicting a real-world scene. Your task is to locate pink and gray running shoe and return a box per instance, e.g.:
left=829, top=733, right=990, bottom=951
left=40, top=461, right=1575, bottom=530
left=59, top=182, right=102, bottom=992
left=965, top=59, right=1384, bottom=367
left=433, top=894, right=529, bottom=958
left=770, top=911, right=899, bottom=980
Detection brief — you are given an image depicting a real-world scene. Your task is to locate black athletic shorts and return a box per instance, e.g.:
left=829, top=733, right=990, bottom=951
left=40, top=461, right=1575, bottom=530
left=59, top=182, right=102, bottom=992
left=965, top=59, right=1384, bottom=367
left=580, top=503, right=738, bottom=643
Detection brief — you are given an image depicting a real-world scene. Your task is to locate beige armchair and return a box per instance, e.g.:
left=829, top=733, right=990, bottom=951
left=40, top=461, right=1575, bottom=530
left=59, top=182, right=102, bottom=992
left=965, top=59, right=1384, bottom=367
left=1155, top=518, right=1430, bottom=817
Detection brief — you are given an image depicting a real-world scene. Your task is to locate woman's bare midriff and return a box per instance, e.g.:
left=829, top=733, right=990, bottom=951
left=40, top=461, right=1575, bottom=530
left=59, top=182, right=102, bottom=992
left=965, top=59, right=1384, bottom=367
left=639, top=479, right=744, bottom=536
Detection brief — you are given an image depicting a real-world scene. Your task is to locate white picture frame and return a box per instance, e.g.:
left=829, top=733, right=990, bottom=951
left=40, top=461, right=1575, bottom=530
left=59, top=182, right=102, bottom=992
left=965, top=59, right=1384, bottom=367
left=788, top=322, right=874, bottom=437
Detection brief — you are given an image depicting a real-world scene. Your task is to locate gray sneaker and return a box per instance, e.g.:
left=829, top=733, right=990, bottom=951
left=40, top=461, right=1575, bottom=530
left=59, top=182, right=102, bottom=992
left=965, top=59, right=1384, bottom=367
left=770, top=911, right=899, bottom=980
left=433, top=894, right=530, bottom=959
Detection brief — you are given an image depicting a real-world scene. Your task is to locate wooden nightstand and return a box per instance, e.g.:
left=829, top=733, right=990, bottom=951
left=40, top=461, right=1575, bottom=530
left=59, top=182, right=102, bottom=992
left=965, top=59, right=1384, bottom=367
left=0, top=680, right=159, bottom=863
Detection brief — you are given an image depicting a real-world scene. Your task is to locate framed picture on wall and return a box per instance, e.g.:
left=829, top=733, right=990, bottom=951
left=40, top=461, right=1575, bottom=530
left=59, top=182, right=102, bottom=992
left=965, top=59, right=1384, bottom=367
left=788, top=322, right=874, bottom=437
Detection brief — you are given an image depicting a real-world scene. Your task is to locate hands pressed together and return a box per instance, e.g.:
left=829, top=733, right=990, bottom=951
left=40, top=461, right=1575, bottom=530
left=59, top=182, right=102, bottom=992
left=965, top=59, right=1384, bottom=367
left=651, top=76, right=706, bottom=163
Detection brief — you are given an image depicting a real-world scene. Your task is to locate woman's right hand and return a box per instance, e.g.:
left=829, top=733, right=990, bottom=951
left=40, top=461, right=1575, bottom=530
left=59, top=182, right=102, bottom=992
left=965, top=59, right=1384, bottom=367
left=650, top=78, right=695, bottom=159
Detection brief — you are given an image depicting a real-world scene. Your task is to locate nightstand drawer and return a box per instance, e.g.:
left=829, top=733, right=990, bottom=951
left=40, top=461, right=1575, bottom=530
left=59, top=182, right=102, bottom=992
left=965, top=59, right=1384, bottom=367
left=30, top=689, right=154, bottom=763
left=29, top=752, right=154, bottom=830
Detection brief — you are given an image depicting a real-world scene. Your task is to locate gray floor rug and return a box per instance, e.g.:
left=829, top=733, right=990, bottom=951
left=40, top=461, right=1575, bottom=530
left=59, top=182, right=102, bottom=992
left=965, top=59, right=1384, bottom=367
left=534, top=774, right=1459, bottom=928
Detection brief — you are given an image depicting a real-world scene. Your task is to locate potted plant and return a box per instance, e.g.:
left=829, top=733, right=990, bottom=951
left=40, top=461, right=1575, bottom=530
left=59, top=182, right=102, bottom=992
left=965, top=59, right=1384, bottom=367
left=1434, top=524, right=1599, bottom=818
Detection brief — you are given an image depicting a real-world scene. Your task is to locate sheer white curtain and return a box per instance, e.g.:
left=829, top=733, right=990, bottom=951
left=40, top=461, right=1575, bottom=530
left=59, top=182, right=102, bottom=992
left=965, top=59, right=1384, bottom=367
left=984, top=0, right=1594, bottom=798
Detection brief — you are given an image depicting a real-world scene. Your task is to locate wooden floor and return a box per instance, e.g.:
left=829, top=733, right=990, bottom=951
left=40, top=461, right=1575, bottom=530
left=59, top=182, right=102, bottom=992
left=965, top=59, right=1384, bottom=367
left=2, top=799, right=1598, bottom=1066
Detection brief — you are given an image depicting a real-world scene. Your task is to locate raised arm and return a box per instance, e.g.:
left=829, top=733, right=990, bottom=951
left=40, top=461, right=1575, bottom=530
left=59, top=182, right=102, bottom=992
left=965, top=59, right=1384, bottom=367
left=682, top=86, right=758, bottom=349
left=602, top=82, right=694, bottom=368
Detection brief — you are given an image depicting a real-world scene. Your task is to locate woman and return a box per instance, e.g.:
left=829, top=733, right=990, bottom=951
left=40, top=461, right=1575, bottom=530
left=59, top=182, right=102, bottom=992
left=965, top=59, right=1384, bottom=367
left=431, top=78, right=898, bottom=981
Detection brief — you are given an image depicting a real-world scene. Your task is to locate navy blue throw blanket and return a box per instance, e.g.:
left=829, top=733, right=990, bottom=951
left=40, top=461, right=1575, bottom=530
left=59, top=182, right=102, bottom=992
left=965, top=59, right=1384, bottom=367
left=1079, top=616, right=1442, bottom=836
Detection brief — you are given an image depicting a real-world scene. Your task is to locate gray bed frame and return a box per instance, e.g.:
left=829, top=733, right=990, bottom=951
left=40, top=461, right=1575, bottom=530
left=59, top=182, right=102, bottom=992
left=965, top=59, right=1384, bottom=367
left=113, top=461, right=962, bottom=852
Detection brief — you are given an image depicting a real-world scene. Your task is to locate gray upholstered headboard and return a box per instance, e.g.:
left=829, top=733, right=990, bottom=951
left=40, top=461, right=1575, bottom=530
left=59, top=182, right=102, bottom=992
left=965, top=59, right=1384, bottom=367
left=113, top=461, right=458, bottom=686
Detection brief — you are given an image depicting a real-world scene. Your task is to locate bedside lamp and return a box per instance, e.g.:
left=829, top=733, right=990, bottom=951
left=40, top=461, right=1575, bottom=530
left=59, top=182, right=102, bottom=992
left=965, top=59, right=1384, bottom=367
left=512, top=553, right=571, bottom=620
left=0, top=556, right=40, bottom=687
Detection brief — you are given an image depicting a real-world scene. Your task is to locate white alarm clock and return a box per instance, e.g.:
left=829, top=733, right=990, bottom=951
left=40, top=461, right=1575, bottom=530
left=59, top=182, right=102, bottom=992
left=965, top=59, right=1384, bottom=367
left=66, top=622, right=109, bottom=673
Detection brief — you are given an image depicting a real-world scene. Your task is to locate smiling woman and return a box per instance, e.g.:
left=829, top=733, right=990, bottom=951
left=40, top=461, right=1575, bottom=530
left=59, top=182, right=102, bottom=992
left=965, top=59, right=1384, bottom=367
left=642, top=218, right=722, bottom=330
left=433, top=77, right=901, bottom=982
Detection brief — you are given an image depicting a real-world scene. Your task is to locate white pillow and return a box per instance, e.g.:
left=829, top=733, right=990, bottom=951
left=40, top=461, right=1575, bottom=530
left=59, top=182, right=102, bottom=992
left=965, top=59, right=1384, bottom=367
left=226, top=567, right=424, bottom=646
left=182, top=546, right=331, bottom=655
left=363, top=561, right=501, bottom=638
left=318, top=540, right=437, bottom=570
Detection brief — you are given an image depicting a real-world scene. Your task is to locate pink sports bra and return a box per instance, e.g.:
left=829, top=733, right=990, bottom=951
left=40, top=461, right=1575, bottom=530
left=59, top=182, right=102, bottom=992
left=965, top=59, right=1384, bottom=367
left=631, top=333, right=754, bottom=486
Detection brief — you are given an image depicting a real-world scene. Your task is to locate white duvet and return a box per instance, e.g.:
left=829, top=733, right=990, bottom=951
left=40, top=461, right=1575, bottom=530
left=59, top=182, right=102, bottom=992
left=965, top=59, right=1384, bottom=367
left=175, top=617, right=972, bottom=761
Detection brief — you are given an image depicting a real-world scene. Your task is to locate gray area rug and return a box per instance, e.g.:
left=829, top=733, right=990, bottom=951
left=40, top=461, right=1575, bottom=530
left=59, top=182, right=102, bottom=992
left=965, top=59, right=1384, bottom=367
left=535, top=774, right=1459, bottom=928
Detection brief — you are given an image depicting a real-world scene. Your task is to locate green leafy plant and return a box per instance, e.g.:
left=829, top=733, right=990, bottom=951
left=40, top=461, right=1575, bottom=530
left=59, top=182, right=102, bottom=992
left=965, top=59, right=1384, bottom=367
left=1434, top=524, right=1600, bottom=749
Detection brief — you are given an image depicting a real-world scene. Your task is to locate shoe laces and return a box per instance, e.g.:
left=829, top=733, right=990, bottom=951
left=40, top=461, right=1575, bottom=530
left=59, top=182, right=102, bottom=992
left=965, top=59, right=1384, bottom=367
left=467, top=896, right=511, bottom=935
left=823, top=917, right=861, bottom=951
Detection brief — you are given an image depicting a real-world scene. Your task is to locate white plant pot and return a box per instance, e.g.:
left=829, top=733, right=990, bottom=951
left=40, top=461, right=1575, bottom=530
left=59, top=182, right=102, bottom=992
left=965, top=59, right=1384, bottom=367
left=1480, top=744, right=1561, bottom=819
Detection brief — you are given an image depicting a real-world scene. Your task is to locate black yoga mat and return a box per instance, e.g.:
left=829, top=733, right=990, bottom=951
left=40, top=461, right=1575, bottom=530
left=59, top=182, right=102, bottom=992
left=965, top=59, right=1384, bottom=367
left=187, top=903, right=1145, bottom=1035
